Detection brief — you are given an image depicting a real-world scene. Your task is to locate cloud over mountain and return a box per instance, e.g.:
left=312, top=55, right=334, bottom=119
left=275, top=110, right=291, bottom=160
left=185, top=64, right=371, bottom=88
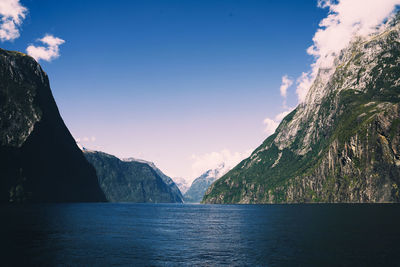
left=190, top=149, right=251, bottom=183
left=263, top=0, right=400, bottom=136
left=296, top=0, right=400, bottom=103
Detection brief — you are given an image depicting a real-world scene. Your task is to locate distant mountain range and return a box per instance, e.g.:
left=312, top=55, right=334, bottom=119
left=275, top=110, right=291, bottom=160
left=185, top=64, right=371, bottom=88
left=123, top=157, right=184, bottom=202
left=0, top=49, right=106, bottom=202
left=84, top=150, right=183, bottom=203
left=184, top=164, right=225, bottom=203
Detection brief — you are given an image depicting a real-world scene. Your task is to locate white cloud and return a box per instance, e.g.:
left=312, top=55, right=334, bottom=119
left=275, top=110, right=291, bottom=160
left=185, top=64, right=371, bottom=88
left=75, top=136, right=99, bottom=151
left=0, top=0, right=27, bottom=42
left=26, top=34, right=65, bottom=62
left=189, top=149, right=252, bottom=183
left=295, top=0, right=400, bottom=103
left=275, top=109, right=292, bottom=121
left=263, top=107, right=294, bottom=136
left=262, top=74, right=295, bottom=135
left=280, top=75, right=293, bottom=98
left=264, top=0, right=399, bottom=133
left=263, top=118, right=279, bottom=136
left=296, top=72, right=314, bottom=103
left=76, top=136, right=96, bottom=143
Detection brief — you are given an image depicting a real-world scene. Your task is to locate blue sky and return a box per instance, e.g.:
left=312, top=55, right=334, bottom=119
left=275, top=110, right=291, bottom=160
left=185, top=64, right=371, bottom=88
left=2, top=0, right=329, bottom=181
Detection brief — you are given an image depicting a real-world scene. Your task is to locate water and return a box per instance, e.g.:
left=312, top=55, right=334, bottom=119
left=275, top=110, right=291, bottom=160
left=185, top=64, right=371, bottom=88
left=1, top=203, right=399, bottom=266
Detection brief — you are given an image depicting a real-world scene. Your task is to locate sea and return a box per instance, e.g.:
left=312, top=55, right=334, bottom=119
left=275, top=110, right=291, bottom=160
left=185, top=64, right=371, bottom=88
left=1, top=203, right=399, bottom=266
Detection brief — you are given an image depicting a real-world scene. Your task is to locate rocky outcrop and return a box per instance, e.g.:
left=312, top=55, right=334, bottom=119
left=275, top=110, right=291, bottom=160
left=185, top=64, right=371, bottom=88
left=84, top=150, right=183, bottom=203
left=0, top=49, right=106, bottom=202
left=203, top=16, right=400, bottom=204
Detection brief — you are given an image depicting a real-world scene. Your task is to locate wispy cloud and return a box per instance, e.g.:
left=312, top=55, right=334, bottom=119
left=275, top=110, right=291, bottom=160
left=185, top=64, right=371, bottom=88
left=274, top=109, right=292, bottom=122
left=296, top=0, right=400, bottom=103
left=263, top=0, right=400, bottom=135
left=279, top=75, right=293, bottom=99
left=262, top=75, right=294, bottom=135
left=263, top=118, right=279, bottom=136
left=295, top=72, right=314, bottom=104
left=75, top=136, right=100, bottom=151
left=263, top=109, right=294, bottom=136
left=189, top=149, right=251, bottom=183
left=26, top=34, right=65, bottom=62
left=0, top=0, right=27, bottom=41
left=76, top=136, right=96, bottom=143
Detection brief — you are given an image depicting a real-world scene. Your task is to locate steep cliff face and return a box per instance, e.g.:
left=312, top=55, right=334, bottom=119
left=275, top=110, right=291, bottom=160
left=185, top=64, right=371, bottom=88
left=0, top=49, right=106, bottom=202
left=123, top=157, right=184, bottom=202
left=203, top=19, right=400, bottom=204
left=84, top=150, right=183, bottom=203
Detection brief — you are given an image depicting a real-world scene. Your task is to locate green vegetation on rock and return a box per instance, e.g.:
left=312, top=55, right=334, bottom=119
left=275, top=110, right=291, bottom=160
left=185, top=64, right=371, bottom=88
left=84, top=150, right=183, bottom=203
left=202, top=18, right=400, bottom=204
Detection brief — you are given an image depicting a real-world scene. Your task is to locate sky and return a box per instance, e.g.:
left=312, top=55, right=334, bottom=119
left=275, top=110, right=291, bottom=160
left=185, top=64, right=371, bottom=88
left=1, top=0, right=399, bottom=184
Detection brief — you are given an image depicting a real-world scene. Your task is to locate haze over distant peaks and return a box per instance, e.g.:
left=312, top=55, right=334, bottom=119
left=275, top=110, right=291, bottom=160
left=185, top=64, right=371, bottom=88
left=172, top=177, right=191, bottom=195
left=184, top=164, right=226, bottom=203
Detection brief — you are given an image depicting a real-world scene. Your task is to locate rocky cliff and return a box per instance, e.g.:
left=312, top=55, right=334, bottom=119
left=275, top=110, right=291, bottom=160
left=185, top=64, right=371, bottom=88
left=84, top=150, right=183, bottom=203
left=123, top=157, right=184, bottom=202
left=0, top=49, right=106, bottom=202
left=203, top=18, right=400, bottom=204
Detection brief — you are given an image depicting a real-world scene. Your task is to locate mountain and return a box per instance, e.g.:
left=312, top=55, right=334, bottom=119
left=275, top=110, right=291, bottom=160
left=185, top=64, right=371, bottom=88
left=84, top=150, right=183, bottom=203
left=173, top=177, right=190, bottom=194
left=184, top=164, right=225, bottom=203
left=0, top=49, right=106, bottom=203
left=123, top=157, right=184, bottom=202
left=203, top=18, right=400, bottom=204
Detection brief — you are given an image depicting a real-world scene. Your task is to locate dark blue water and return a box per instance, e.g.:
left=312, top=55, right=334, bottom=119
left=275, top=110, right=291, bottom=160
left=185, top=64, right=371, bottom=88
left=1, top=203, right=400, bottom=266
